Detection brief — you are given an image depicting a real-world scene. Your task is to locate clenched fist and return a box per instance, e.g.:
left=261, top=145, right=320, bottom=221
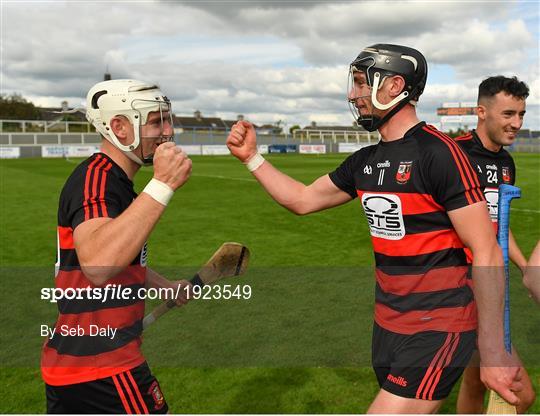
left=480, top=348, right=523, bottom=406
left=168, top=279, right=193, bottom=306
left=152, top=142, right=192, bottom=191
left=226, top=120, right=258, bottom=163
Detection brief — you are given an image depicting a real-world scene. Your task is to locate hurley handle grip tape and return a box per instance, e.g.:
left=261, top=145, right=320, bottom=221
left=496, top=184, right=521, bottom=353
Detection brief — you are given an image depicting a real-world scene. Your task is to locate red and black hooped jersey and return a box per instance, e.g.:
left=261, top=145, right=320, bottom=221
left=329, top=122, right=484, bottom=335
left=455, top=131, right=516, bottom=263
left=455, top=130, right=516, bottom=225
left=41, top=153, right=147, bottom=386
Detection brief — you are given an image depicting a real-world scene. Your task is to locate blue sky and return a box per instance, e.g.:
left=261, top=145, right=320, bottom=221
left=2, top=0, right=539, bottom=130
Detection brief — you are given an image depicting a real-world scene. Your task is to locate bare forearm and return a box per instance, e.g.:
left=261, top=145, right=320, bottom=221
left=523, top=241, right=540, bottom=303
left=251, top=163, right=351, bottom=215
left=509, top=229, right=527, bottom=273
left=145, top=267, right=191, bottom=305
left=473, top=242, right=506, bottom=357
left=227, top=121, right=350, bottom=214
left=146, top=267, right=172, bottom=290
left=451, top=203, right=521, bottom=401
left=76, top=194, right=165, bottom=277
left=251, top=161, right=313, bottom=214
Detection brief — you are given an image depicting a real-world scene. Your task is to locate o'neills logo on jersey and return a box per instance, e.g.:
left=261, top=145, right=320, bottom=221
left=396, top=161, right=412, bottom=184
left=484, top=187, right=499, bottom=222
left=387, top=374, right=408, bottom=387
left=502, top=167, right=511, bottom=183
left=377, top=160, right=391, bottom=168
left=361, top=193, right=405, bottom=240
left=140, top=242, right=148, bottom=267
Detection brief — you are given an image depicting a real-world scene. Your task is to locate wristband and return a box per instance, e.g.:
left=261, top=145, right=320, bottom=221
left=245, top=153, right=265, bottom=172
left=143, top=178, right=174, bottom=206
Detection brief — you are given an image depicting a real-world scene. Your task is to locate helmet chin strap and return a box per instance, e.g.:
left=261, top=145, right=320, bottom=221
left=102, top=115, right=147, bottom=165
left=356, top=72, right=414, bottom=132
left=126, top=150, right=146, bottom=166
left=103, top=121, right=148, bottom=166
left=356, top=117, right=380, bottom=132
left=371, top=72, right=409, bottom=110
left=140, top=150, right=155, bottom=166
left=357, top=99, right=411, bottom=132
left=138, top=136, right=175, bottom=166
left=103, top=134, right=146, bottom=165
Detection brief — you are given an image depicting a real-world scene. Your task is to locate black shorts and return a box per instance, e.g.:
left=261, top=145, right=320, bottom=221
left=46, top=362, right=168, bottom=414
left=372, top=322, right=476, bottom=401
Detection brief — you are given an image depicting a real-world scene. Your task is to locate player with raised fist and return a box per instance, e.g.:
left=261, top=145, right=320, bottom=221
left=227, top=44, right=522, bottom=413
left=42, top=79, right=192, bottom=414
left=226, top=120, right=258, bottom=162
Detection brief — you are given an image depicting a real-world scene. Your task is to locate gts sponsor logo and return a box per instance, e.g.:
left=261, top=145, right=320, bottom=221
left=484, top=187, right=499, bottom=221
left=361, top=193, right=405, bottom=240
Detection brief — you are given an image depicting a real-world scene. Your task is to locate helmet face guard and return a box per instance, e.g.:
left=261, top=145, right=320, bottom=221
left=86, top=79, right=174, bottom=165
left=131, top=98, right=174, bottom=165
left=347, top=44, right=428, bottom=132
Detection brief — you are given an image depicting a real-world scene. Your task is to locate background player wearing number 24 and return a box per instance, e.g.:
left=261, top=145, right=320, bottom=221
left=227, top=44, right=522, bottom=414
left=455, top=75, right=536, bottom=414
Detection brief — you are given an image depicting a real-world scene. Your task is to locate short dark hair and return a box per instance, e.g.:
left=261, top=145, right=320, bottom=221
left=478, top=76, right=529, bottom=103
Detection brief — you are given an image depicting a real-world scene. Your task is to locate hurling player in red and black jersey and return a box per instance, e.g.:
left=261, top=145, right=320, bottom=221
left=226, top=44, right=522, bottom=413
left=455, top=76, right=536, bottom=413
left=41, top=79, right=192, bottom=413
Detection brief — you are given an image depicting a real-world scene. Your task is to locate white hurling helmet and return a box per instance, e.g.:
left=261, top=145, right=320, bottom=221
left=86, top=79, right=173, bottom=165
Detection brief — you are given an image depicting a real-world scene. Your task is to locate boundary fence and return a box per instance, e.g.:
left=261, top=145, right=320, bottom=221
left=1, top=120, right=538, bottom=159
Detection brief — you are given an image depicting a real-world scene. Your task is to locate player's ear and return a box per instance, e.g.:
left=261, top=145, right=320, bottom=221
left=476, top=105, right=487, bottom=121
left=388, top=75, right=406, bottom=98
left=110, top=116, right=130, bottom=143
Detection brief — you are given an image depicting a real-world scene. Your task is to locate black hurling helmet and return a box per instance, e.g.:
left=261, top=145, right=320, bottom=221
left=347, top=44, right=428, bottom=132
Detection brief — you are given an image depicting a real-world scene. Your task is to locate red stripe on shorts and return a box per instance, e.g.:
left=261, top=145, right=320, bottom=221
left=415, top=333, right=453, bottom=399
left=119, top=372, right=142, bottom=414
left=112, top=374, right=133, bottom=413
left=127, top=369, right=149, bottom=414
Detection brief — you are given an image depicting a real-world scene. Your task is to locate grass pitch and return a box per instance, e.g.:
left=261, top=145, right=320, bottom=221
left=0, top=153, right=538, bottom=413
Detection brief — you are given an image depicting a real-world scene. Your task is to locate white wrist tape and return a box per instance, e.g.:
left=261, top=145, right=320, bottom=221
left=143, top=178, right=174, bottom=206
left=245, top=153, right=265, bottom=172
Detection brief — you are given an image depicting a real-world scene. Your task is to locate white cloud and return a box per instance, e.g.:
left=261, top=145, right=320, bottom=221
left=1, top=0, right=538, bottom=129
left=417, top=19, right=535, bottom=79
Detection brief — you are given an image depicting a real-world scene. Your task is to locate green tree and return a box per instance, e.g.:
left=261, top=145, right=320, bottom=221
left=445, top=127, right=468, bottom=138
left=273, top=120, right=283, bottom=135
left=289, top=125, right=301, bottom=135
left=0, top=94, right=41, bottom=120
